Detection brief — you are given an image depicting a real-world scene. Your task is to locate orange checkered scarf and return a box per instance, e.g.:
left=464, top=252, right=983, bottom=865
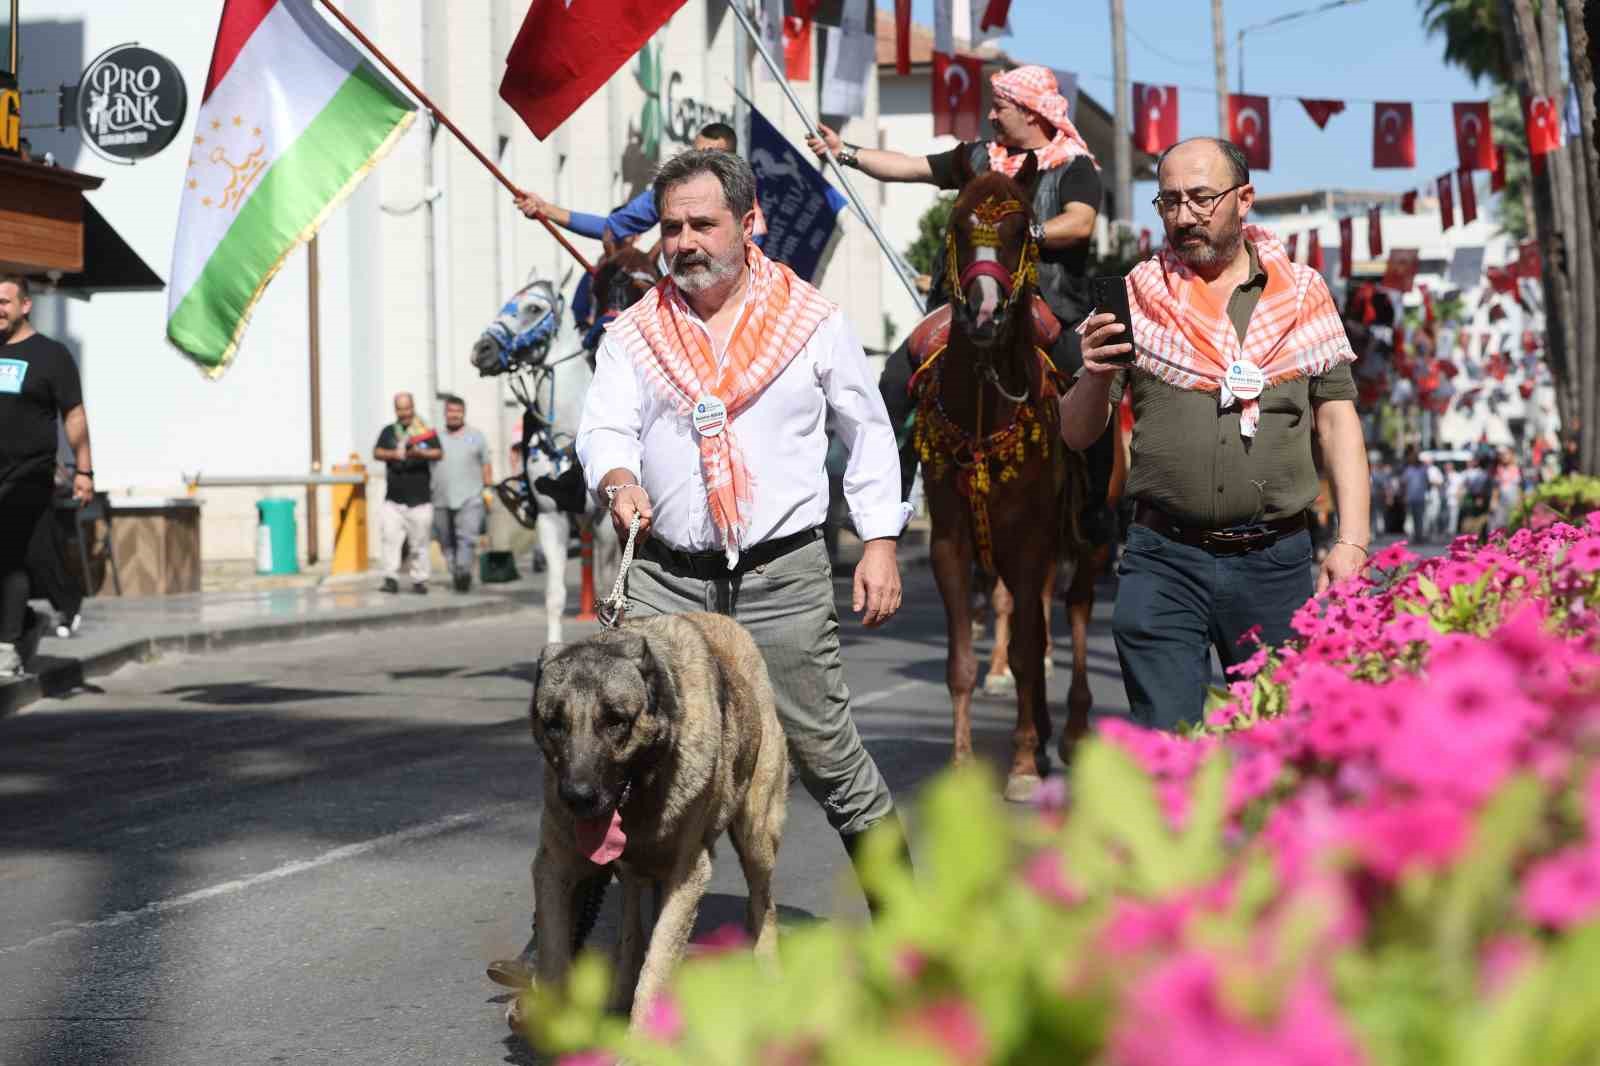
left=988, top=65, right=1096, bottom=177
left=609, top=243, right=835, bottom=565
left=1119, top=225, right=1355, bottom=437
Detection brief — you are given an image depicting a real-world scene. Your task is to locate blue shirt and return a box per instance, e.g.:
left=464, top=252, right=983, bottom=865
left=568, top=189, right=657, bottom=242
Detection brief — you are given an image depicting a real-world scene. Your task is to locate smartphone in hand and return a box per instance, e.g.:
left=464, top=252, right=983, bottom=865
left=1089, top=275, right=1137, bottom=366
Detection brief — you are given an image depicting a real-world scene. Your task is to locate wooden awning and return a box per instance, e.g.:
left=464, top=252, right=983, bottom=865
left=0, top=155, right=105, bottom=275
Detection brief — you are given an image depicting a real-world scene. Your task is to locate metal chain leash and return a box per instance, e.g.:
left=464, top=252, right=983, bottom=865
left=596, top=513, right=641, bottom=630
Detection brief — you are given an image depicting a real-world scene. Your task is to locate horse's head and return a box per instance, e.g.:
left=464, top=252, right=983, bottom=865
left=592, top=246, right=660, bottom=321
left=945, top=153, right=1040, bottom=349
left=471, top=277, right=563, bottom=376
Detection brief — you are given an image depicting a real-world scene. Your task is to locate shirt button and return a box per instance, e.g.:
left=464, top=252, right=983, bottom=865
left=1217, top=486, right=1225, bottom=494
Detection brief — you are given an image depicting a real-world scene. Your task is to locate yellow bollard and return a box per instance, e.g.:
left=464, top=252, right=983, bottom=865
left=331, top=454, right=369, bottom=574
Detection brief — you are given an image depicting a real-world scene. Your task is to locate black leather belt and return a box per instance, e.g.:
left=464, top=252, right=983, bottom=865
left=642, top=526, right=822, bottom=580
left=1133, top=502, right=1307, bottom=556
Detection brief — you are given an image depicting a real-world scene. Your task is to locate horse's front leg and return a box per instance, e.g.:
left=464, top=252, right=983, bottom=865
left=985, top=576, right=1014, bottom=695
left=1060, top=544, right=1105, bottom=763
left=928, top=522, right=978, bottom=765
left=998, top=551, right=1051, bottom=803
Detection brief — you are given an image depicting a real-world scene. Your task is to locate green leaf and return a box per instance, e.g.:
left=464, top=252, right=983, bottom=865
left=1172, top=749, right=1228, bottom=885
left=1417, top=575, right=1442, bottom=602
left=1434, top=775, right=1545, bottom=969
left=1069, top=741, right=1181, bottom=894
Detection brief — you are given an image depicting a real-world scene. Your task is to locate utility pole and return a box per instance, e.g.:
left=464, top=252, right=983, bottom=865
left=1110, top=0, right=1131, bottom=226
left=1212, top=0, right=1229, bottom=136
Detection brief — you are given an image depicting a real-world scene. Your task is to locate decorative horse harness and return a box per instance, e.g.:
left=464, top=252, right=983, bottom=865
left=909, top=194, right=1065, bottom=572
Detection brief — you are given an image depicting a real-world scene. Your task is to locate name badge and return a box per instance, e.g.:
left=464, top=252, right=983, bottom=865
left=0, top=359, right=26, bottom=395
left=692, top=395, right=728, bottom=438
left=1224, top=360, right=1265, bottom=401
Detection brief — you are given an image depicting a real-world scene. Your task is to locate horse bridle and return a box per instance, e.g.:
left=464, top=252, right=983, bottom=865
left=944, top=194, right=1040, bottom=323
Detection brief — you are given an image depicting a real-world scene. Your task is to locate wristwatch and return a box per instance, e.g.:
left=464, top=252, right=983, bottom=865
left=837, top=143, right=861, bottom=168
left=1028, top=221, right=1047, bottom=243
left=604, top=482, right=638, bottom=504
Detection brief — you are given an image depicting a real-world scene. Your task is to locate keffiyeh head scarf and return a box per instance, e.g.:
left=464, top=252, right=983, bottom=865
left=988, top=65, right=1098, bottom=177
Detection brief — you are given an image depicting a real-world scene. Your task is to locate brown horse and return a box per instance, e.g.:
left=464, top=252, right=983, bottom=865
left=911, top=156, right=1093, bottom=802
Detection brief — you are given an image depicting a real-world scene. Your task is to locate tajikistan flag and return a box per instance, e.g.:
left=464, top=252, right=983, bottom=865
left=167, top=0, right=415, bottom=377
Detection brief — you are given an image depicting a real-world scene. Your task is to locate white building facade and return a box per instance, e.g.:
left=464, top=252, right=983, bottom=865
left=16, top=0, right=889, bottom=562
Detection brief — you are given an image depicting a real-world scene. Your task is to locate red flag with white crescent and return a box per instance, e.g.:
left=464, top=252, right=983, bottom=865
left=1525, top=94, right=1562, bottom=155
left=1227, top=93, right=1271, bottom=170
left=501, top=0, right=689, bottom=139
left=1372, top=101, right=1415, bottom=168
left=1132, top=83, right=1179, bottom=154
left=1458, top=169, right=1477, bottom=225
left=1338, top=216, right=1353, bottom=278
left=1490, top=145, right=1507, bottom=192
left=1452, top=101, right=1494, bottom=170
left=978, top=0, right=1012, bottom=32
left=1367, top=205, right=1383, bottom=258
left=932, top=52, right=984, bottom=141
left=1299, top=98, right=1345, bottom=130
left=1437, top=172, right=1455, bottom=230
left=784, top=7, right=813, bottom=81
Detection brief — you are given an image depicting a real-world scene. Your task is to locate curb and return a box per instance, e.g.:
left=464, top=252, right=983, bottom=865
left=0, top=595, right=529, bottom=720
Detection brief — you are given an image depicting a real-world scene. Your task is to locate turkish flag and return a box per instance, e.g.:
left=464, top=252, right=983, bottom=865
left=1132, top=83, right=1179, bottom=154
left=895, top=0, right=911, bottom=76
left=1515, top=239, right=1543, bottom=279
left=784, top=13, right=813, bottom=80
left=1339, top=216, right=1353, bottom=278
left=1525, top=95, right=1562, bottom=155
left=1452, top=101, right=1494, bottom=170
left=1367, top=206, right=1383, bottom=258
left=1286, top=233, right=1298, bottom=260
left=500, top=0, right=689, bottom=140
left=933, top=52, right=985, bottom=141
left=1437, top=173, right=1455, bottom=229
left=1299, top=98, right=1345, bottom=129
left=1401, top=190, right=1417, bottom=214
left=1490, top=145, right=1507, bottom=192
left=979, top=0, right=1012, bottom=31
left=1383, top=248, right=1420, bottom=292
left=1307, top=229, right=1324, bottom=272
left=1373, top=101, right=1415, bottom=167
left=1458, top=168, right=1477, bottom=225
left=1227, top=94, right=1271, bottom=170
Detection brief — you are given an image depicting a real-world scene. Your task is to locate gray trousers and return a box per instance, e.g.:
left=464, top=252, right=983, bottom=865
left=625, top=535, right=894, bottom=837
left=433, top=496, right=485, bottom=578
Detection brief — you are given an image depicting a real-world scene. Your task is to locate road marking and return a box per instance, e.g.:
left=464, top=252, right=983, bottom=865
left=0, top=801, right=523, bottom=957
left=853, top=677, right=934, bottom=707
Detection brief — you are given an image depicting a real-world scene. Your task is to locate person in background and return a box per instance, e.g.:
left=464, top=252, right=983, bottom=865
left=373, top=392, right=442, bottom=595
left=431, top=395, right=494, bottom=593
left=0, top=275, right=94, bottom=676
left=1400, top=448, right=1430, bottom=545
left=1442, top=460, right=1467, bottom=541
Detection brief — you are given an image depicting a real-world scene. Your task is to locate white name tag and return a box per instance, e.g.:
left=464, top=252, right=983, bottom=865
left=1224, top=360, right=1265, bottom=401
left=692, top=395, right=728, bottom=438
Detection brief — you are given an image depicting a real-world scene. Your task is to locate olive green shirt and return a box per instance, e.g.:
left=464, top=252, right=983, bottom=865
left=1107, top=241, right=1357, bottom=527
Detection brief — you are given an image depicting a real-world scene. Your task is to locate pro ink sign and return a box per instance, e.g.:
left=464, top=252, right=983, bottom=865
left=76, top=44, right=188, bottom=163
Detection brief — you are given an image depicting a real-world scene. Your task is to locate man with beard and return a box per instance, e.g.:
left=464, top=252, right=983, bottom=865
left=1061, top=138, right=1370, bottom=732
left=582, top=148, right=908, bottom=897
left=806, top=66, right=1113, bottom=535
left=0, top=275, right=95, bottom=676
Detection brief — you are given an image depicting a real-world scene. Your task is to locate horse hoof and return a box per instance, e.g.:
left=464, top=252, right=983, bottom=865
left=1043, top=657, right=1055, bottom=680
left=982, top=669, right=1015, bottom=697
left=1003, top=773, right=1043, bottom=804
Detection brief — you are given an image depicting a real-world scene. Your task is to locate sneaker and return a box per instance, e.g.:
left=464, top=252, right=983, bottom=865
left=55, top=612, right=81, bottom=639
left=412, top=582, right=429, bottom=595
left=0, top=643, right=20, bottom=678
left=381, top=578, right=400, bottom=594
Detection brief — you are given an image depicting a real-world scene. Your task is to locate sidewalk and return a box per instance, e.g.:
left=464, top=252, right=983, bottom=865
left=1, top=518, right=931, bottom=718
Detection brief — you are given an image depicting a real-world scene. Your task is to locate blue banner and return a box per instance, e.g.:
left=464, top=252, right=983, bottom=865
left=747, top=105, right=848, bottom=282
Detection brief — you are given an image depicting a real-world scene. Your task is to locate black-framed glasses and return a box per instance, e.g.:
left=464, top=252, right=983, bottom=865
left=1151, top=183, right=1247, bottom=217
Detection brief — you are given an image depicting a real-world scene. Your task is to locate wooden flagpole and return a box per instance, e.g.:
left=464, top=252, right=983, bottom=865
left=316, top=0, right=596, bottom=275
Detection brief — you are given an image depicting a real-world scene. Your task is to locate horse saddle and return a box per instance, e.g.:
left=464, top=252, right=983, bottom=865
left=905, top=296, right=1064, bottom=377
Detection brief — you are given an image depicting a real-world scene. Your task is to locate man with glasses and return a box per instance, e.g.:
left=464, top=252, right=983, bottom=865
left=1059, top=138, right=1370, bottom=732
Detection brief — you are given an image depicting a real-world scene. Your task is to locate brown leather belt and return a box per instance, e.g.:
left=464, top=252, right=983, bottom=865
left=642, top=526, right=822, bottom=580
left=1132, top=502, right=1307, bottom=556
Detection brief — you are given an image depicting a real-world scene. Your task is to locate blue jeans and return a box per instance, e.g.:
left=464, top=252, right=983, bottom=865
left=1112, top=524, right=1314, bottom=732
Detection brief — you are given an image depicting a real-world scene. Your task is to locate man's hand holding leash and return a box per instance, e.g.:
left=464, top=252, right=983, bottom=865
left=600, top=469, right=652, bottom=543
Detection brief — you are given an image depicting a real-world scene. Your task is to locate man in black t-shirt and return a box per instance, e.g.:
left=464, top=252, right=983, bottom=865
left=807, top=66, right=1115, bottom=531
left=373, top=392, right=443, bottom=594
left=0, top=275, right=95, bottom=676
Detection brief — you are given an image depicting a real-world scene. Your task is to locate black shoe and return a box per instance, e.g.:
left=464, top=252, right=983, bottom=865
left=412, top=582, right=429, bottom=595
left=840, top=811, right=913, bottom=919
left=381, top=577, right=400, bottom=594
left=453, top=573, right=471, bottom=593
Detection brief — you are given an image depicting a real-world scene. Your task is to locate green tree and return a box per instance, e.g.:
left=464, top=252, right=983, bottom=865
left=905, top=194, right=955, bottom=279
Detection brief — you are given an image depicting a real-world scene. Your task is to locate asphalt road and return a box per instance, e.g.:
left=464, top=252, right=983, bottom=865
left=0, top=558, right=1127, bottom=1066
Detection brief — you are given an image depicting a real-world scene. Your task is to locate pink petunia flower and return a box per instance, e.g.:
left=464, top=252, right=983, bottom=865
left=1521, top=845, right=1600, bottom=929
left=904, top=998, right=989, bottom=1064
left=642, top=995, right=685, bottom=1043
left=1372, top=542, right=1418, bottom=570
left=1023, top=849, right=1083, bottom=908
left=1348, top=795, right=1469, bottom=880
left=1567, top=536, right=1600, bottom=573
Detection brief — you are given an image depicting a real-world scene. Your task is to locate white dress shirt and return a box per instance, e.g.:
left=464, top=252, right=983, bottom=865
left=577, top=304, right=909, bottom=554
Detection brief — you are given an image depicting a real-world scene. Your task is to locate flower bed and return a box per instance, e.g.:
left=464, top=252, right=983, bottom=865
left=518, top=517, right=1600, bottom=1066
left=1509, top=474, right=1600, bottom=533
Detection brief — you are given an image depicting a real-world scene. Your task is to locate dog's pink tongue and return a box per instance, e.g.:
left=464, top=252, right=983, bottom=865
left=574, top=810, right=627, bottom=865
